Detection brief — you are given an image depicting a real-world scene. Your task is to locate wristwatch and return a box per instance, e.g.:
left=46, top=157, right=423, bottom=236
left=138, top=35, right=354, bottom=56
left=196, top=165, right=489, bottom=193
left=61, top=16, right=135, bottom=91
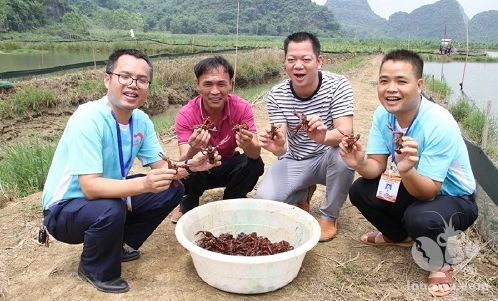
left=185, top=159, right=196, bottom=175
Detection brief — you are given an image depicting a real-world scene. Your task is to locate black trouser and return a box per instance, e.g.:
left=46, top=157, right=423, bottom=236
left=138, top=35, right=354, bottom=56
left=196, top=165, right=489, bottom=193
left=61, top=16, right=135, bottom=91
left=43, top=174, right=184, bottom=281
left=349, top=177, right=478, bottom=267
left=180, top=152, right=264, bottom=213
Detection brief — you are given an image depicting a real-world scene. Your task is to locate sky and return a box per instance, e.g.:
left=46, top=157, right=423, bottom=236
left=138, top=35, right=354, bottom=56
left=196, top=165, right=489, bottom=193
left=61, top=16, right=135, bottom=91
left=311, top=0, right=498, bottom=19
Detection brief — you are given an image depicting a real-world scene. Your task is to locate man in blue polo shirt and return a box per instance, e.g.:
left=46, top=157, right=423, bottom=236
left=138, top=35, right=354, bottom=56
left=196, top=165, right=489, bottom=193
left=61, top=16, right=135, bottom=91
left=42, top=49, right=220, bottom=293
left=339, top=49, right=477, bottom=297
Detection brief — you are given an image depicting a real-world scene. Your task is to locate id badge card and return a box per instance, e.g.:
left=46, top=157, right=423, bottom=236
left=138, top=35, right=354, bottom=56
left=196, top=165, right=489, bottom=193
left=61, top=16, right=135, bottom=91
left=125, top=196, right=132, bottom=212
left=376, top=172, right=401, bottom=203
left=123, top=177, right=132, bottom=212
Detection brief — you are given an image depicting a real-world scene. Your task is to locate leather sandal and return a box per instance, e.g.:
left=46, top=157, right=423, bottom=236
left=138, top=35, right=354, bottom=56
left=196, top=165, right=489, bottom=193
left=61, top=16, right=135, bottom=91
left=428, top=266, right=454, bottom=297
left=360, top=231, right=413, bottom=247
left=170, top=205, right=183, bottom=223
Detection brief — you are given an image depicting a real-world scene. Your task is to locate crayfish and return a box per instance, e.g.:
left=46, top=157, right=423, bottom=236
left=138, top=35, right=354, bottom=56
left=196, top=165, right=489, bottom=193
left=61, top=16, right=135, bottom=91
left=191, top=117, right=216, bottom=132
left=200, top=135, right=230, bottom=164
left=269, top=123, right=282, bottom=140
left=387, top=124, right=404, bottom=154
left=232, top=121, right=249, bottom=132
left=337, top=128, right=360, bottom=153
left=292, top=110, right=309, bottom=134
left=195, top=230, right=294, bottom=256
left=158, top=152, right=192, bottom=186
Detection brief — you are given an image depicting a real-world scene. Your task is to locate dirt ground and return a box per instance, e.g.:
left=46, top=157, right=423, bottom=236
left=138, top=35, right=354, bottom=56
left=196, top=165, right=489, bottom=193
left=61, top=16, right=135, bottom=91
left=1, top=54, right=497, bottom=301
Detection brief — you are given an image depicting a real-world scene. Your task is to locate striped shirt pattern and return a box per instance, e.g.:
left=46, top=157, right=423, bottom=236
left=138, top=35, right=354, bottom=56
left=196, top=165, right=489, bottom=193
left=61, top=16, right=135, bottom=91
left=266, top=71, right=354, bottom=160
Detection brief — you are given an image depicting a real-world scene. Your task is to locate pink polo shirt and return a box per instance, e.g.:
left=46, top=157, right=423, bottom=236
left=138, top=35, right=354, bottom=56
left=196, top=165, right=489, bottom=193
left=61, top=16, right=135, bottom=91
left=175, top=94, right=257, bottom=160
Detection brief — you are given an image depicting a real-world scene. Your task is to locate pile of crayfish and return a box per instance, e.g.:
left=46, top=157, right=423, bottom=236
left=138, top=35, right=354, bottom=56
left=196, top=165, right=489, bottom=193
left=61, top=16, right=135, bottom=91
left=195, top=231, right=294, bottom=256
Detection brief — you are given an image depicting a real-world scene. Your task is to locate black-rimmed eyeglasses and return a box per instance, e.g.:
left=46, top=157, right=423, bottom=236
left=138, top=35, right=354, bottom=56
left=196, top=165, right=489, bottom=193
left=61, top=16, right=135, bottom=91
left=107, top=72, right=151, bottom=89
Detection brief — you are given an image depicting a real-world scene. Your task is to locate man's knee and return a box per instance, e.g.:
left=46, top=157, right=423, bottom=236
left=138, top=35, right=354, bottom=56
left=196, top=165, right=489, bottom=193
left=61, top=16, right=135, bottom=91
left=403, top=209, right=445, bottom=238
left=348, top=178, right=366, bottom=207
left=245, top=156, right=265, bottom=177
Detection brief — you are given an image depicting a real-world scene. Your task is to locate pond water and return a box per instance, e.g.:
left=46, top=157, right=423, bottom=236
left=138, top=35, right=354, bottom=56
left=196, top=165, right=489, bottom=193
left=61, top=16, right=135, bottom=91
left=487, top=52, right=498, bottom=58
left=424, top=61, right=498, bottom=116
left=0, top=51, right=109, bottom=72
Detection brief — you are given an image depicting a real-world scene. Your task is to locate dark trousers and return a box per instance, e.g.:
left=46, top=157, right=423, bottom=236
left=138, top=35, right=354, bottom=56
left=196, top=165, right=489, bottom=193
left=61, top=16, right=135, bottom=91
left=43, top=174, right=184, bottom=281
left=349, top=177, right=478, bottom=267
left=180, top=152, right=264, bottom=213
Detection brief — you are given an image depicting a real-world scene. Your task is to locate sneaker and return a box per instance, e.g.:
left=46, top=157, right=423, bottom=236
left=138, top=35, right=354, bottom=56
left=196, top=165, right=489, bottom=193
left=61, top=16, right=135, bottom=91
left=318, top=218, right=338, bottom=242
left=295, top=184, right=317, bottom=213
left=170, top=205, right=183, bottom=223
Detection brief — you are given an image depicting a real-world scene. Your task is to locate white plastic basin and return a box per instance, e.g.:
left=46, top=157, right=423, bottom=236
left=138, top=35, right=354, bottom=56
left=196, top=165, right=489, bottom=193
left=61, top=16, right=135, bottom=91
left=175, top=198, right=321, bottom=294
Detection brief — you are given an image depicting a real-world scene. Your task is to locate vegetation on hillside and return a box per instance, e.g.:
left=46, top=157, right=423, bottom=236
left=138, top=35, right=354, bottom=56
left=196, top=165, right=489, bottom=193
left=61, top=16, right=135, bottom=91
left=1, top=0, right=498, bottom=42
left=327, top=0, right=498, bottom=42
left=0, top=0, right=342, bottom=39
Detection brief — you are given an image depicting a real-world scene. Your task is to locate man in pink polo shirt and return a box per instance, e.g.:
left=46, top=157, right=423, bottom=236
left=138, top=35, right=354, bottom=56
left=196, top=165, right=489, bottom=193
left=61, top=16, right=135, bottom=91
left=172, top=56, right=264, bottom=222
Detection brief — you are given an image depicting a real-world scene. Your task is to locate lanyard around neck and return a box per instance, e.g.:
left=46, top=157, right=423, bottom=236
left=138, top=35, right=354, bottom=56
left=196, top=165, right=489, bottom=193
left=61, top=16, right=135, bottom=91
left=111, top=111, right=134, bottom=178
left=390, top=97, right=422, bottom=161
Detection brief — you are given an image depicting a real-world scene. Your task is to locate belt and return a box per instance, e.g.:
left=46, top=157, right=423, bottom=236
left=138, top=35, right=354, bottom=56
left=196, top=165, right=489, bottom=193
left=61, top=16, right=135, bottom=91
left=462, top=193, right=476, bottom=202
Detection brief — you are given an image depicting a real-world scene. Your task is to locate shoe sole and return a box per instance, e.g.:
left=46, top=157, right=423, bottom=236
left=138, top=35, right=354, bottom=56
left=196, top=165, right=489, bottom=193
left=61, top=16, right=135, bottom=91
left=319, top=237, right=335, bottom=242
left=362, top=240, right=414, bottom=247
left=360, top=232, right=414, bottom=247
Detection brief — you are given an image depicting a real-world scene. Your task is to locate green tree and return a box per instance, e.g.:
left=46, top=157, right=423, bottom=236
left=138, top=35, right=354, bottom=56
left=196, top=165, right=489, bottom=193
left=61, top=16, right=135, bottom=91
left=62, top=12, right=89, bottom=36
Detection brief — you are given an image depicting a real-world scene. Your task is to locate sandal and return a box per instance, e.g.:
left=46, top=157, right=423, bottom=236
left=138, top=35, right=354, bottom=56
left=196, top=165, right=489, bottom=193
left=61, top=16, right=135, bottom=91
left=360, top=231, right=413, bottom=247
left=428, top=266, right=453, bottom=297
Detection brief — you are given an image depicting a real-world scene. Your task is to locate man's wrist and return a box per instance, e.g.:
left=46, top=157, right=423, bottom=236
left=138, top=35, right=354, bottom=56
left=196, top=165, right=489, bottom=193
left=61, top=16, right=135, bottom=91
left=184, top=159, right=197, bottom=174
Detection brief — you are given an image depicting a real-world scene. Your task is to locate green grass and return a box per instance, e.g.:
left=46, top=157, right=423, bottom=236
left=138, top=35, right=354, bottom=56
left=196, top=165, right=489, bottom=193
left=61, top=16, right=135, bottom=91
left=0, top=138, right=56, bottom=208
left=449, top=96, right=498, bottom=157
left=328, top=56, right=366, bottom=74
left=151, top=109, right=178, bottom=133
left=424, top=74, right=452, bottom=100
left=0, top=87, right=57, bottom=116
left=449, top=98, right=473, bottom=122
left=235, top=81, right=279, bottom=101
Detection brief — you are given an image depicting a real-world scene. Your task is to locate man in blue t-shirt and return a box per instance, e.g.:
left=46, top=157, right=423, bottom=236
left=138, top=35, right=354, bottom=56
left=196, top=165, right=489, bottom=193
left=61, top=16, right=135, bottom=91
left=340, top=49, right=477, bottom=297
left=41, top=49, right=220, bottom=294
